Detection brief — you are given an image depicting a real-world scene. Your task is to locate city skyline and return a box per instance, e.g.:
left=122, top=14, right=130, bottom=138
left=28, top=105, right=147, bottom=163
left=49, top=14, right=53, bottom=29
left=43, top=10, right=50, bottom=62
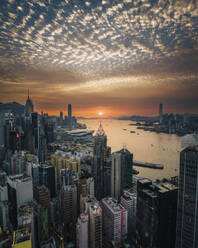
left=0, top=0, right=198, bottom=117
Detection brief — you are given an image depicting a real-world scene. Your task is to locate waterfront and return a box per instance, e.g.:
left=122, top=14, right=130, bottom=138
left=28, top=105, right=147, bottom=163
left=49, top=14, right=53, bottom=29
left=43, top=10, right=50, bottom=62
left=81, top=119, right=182, bottom=180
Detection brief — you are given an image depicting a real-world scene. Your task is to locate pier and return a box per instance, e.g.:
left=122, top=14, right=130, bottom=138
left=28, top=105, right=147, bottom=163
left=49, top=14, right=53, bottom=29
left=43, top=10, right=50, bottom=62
left=133, top=161, right=164, bottom=169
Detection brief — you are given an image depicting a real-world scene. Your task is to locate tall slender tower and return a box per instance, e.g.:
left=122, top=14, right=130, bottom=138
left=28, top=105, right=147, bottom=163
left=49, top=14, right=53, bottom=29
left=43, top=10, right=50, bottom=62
left=68, top=104, right=72, bottom=129
left=25, top=89, right=34, bottom=116
left=93, top=122, right=107, bottom=200
left=175, top=146, right=198, bottom=248
left=159, top=103, right=163, bottom=124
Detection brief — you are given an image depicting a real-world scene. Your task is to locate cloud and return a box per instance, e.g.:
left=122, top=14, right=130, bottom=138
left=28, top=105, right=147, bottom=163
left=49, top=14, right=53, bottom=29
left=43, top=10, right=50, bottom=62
left=0, top=0, right=198, bottom=115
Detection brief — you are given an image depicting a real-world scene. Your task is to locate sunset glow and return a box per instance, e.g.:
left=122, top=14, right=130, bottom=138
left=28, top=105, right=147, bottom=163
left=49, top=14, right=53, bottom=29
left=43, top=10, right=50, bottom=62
left=0, top=0, right=198, bottom=116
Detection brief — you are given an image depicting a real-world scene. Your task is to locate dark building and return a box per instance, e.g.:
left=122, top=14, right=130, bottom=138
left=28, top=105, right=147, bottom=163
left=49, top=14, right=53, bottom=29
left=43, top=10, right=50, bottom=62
left=39, top=164, right=56, bottom=198
left=68, top=104, right=72, bottom=129
left=59, top=111, right=63, bottom=126
left=32, top=202, right=50, bottom=248
left=136, top=179, right=178, bottom=248
left=159, top=103, right=163, bottom=124
left=175, top=146, right=198, bottom=248
left=93, top=122, right=107, bottom=200
left=111, top=148, right=133, bottom=201
left=31, top=112, right=38, bottom=150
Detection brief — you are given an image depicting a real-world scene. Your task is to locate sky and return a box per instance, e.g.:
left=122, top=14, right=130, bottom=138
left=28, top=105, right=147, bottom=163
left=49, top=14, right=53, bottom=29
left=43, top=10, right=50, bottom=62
left=0, top=0, right=198, bottom=117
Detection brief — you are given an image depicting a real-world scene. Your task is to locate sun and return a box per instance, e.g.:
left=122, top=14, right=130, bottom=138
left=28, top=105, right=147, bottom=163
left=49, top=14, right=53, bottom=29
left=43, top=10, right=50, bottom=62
left=98, top=112, right=103, bottom=116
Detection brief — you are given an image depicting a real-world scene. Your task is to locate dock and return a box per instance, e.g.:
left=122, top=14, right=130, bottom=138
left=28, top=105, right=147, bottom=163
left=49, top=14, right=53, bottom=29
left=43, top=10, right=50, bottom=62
left=133, top=161, right=164, bottom=169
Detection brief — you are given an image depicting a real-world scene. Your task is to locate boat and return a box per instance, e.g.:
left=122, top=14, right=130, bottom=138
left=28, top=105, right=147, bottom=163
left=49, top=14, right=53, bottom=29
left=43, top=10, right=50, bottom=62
left=130, top=131, right=136, bottom=133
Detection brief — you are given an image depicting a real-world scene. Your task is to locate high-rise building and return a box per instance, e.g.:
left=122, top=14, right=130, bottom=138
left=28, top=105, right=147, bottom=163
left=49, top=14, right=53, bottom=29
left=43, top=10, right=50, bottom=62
left=76, top=213, right=89, bottom=248
left=93, top=123, right=107, bottom=200
left=61, top=184, right=77, bottom=241
left=101, top=197, right=128, bottom=248
left=136, top=179, right=178, bottom=248
left=175, top=146, right=198, bottom=248
left=7, top=174, right=33, bottom=230
left=68, top=104, right=72, bottom=129
left=87, top=177, right=94, bottom=199
left=88, top=200, right=102, bottom=248
left=32, top=202, right=50, bottom=248
left=25, top=89, right=34, bottom=116
left=111, top=148, right=133, bottom=201
left=121, top=190, right=137, bottom=243
left=59, top=111, right=63, bottom=126
left=159, top=103, right=163, bottom=124
left=39, top=164, right=56, bottom=198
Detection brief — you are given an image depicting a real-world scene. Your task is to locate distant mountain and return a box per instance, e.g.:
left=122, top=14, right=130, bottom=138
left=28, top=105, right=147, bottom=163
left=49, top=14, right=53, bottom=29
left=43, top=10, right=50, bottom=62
left=0, top=102, right=25, bottom=115
left=117, top=115, right=159, bottom=121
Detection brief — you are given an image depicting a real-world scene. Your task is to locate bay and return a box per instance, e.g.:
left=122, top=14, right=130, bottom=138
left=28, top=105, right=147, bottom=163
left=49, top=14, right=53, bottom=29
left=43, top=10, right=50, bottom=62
left=80, top=119, right=182, bottom=180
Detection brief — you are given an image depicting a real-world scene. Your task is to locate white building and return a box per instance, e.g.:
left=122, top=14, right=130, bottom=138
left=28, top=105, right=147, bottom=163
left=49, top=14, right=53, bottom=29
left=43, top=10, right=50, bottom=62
left=76, top=213, right=88, bottom=248
left=7, top=174, right=33, bottom=207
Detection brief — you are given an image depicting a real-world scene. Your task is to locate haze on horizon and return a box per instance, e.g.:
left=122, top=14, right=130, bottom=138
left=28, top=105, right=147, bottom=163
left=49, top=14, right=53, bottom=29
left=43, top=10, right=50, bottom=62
left=0, top=0, right=198, bottom=117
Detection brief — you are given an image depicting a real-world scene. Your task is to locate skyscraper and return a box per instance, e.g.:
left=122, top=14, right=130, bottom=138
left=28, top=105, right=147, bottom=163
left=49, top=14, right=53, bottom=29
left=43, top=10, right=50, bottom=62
left=159, top=103, right=163, bottom=124
left=25, top=89, right=34, bottom=117
left=59, top=111, right=63, bottom=126
left=93, top=122, right=107, bottom=200
left=111, top=148, right=133, bottom=201
left=61, top=184, right=77, bottom=241
left=136, top=179, right=178, bottom=248
left=39, top=164, right=56, bottom=198
left=68, top=104, right=72, bottom=129
left=102, top=197, right=127, bottom=248
left=175, top=146, right=198, bottom=248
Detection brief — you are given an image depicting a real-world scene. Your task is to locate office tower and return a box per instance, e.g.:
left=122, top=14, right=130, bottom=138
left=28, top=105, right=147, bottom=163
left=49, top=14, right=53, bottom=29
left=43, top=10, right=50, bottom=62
left=61, top=184, right=77, bottom=241
left=76, top=213, right=89, bottom=248
left=102, top=197, right=127, bottom=248
left=111, top=148, right=133, bottom=201
left=176, top=146, right=198, bottom=248
left=7, top=175, right=33, bottom=230
left=59, top=111, right=63, bottom=126
left=87, top=177, right=94, bottom=199
left=39, top=164, right=56, bottom=198
left=68, top=104, right=72, bottom=129
left=25, top=89, right=34, bottom=116
left=136, top=179, right=178, bottom=248
left=159, top=103, right=163, bottom=124
left=88, top=200, right=102, bottom=248
left=93, top=122, right=107, bottom=200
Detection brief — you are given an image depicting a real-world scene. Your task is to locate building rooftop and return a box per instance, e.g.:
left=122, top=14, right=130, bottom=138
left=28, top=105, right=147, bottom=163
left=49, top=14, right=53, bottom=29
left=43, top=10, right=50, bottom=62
left=96, top=122, right=106, bottom=136
left=102, top=197, right=126, bottom=213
